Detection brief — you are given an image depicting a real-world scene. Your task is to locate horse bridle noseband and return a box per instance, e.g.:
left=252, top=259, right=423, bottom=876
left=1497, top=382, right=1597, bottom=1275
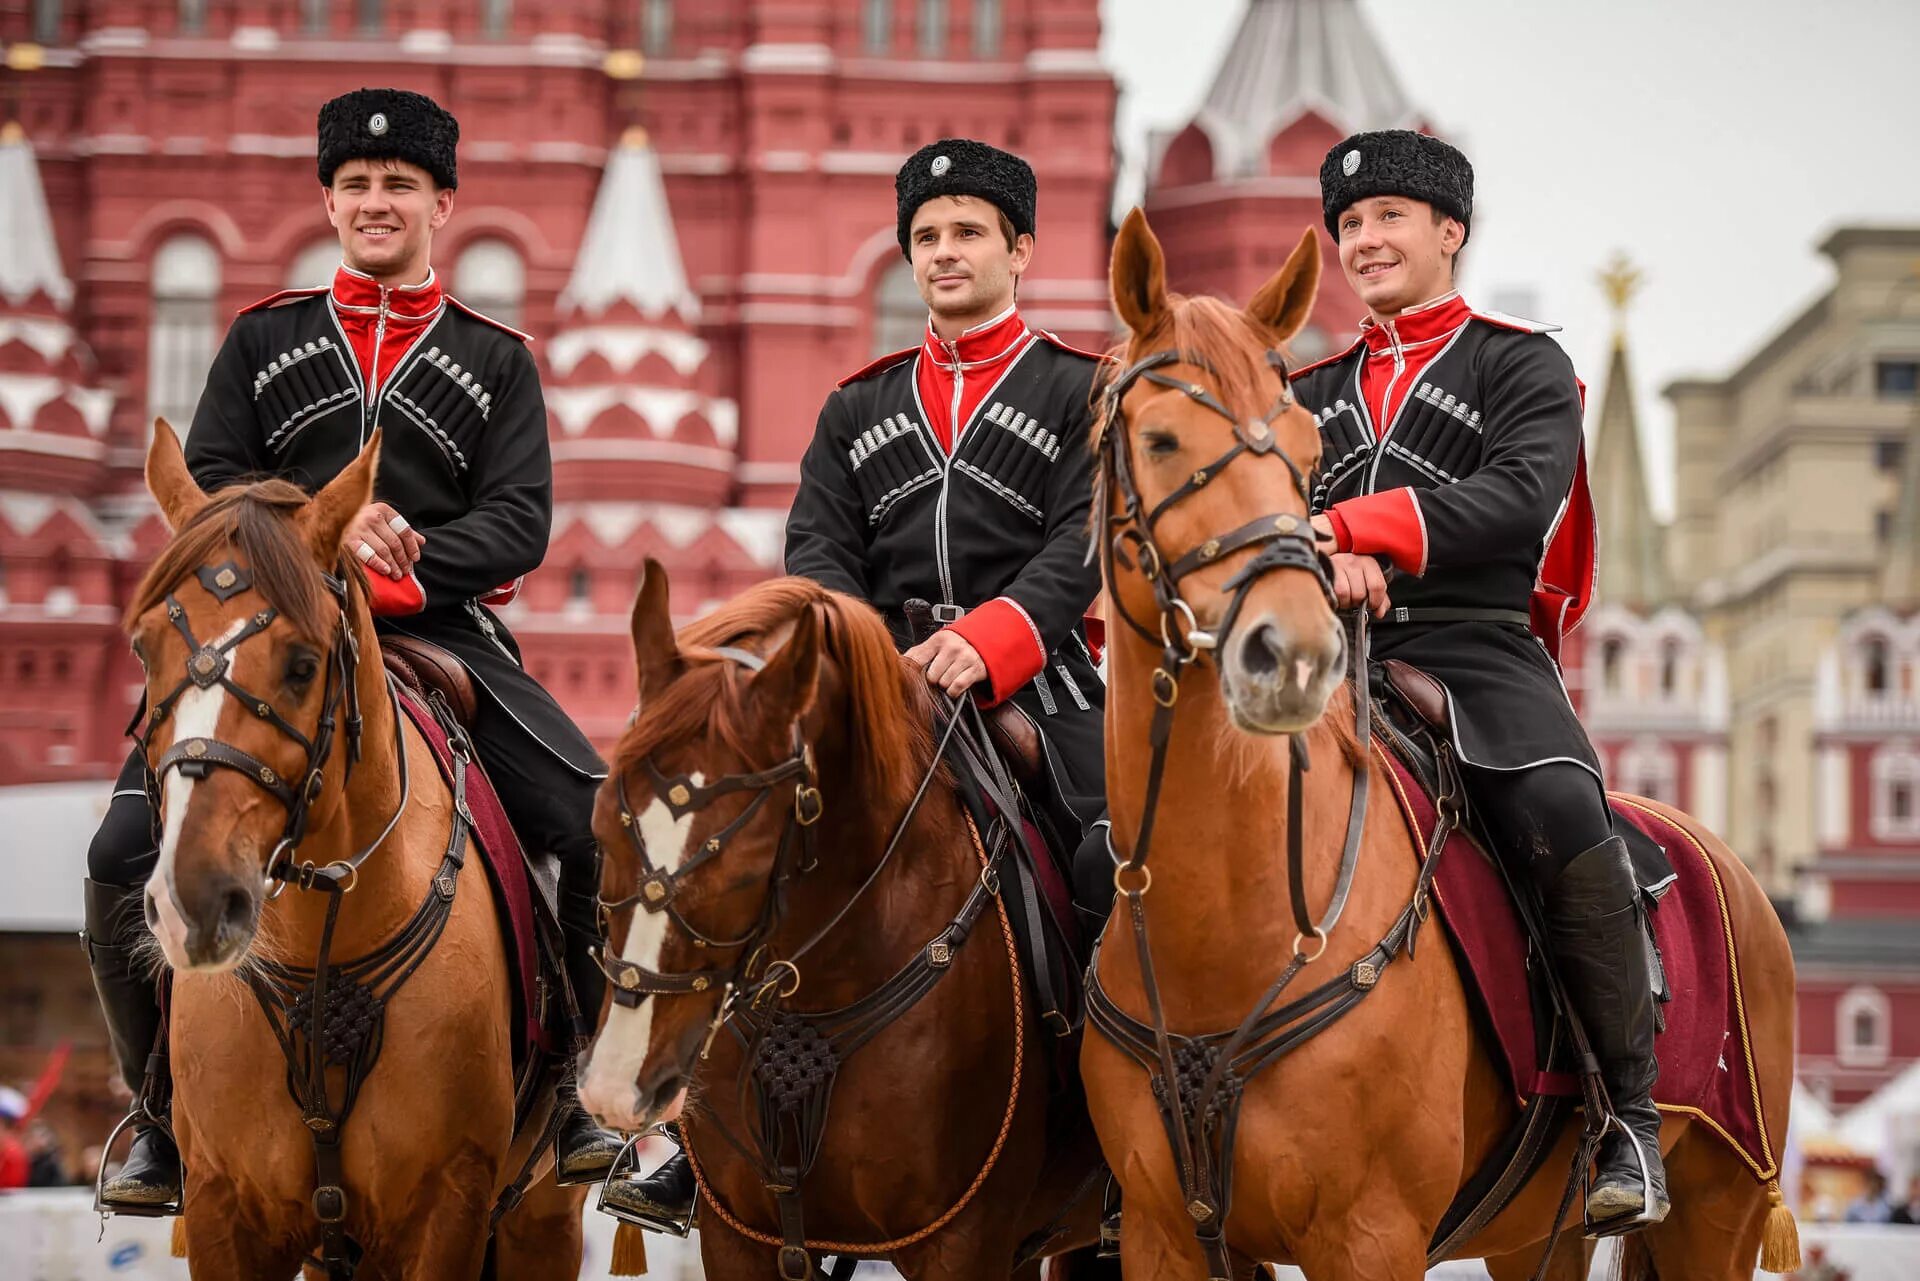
left=133, top=559, right=408, bottom=895
left=594, top=646, right=825, bottom=1008
left=1099, top=346, right=1336, bottom=671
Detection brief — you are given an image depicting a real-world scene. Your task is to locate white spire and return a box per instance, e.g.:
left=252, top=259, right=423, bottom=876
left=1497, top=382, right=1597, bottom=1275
left=0, top=124, right=75, bottom=311
left=558, top=128, right=699, bottom=322
left=1191, top=0, right=1420, bottom=181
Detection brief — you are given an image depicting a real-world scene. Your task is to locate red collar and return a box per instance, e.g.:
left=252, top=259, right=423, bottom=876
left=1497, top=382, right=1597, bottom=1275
left=329, top=263, right=444, bottom=322
left=922, top=305, right=1031, bottom=372
left=1360, top=291, right=1470, bottom=356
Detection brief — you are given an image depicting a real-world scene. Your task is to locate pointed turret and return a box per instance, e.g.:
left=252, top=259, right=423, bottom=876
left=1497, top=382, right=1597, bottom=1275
left=0, top=123, right=116, bottom=495
left=1589, top=253, right=1668, bottom=613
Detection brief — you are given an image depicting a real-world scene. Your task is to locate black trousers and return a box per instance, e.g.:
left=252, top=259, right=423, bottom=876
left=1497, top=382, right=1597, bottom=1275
left=1462, top=760, right=1615, bottom=891
left=89, top=693, right=602, bottom=907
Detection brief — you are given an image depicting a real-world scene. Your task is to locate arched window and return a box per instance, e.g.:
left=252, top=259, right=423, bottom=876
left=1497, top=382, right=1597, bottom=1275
left=357, top=0, right=382, bottom=35
left=918, top=0, right=947, bottom=57
left=179, top=0, right=208, bottom=34
left=1659, top=637, right=1682, bottom=698
left=480, top=0, right=511, bottom=38
left=642, top=0, right=673, bottom=54
left=1599, top=634, right=1626, bottom=696
left=1864, top=634, right=1891, bottom=695
left=148, top=234, right=222, bottom=434
left=33, top=0, right=61, bottom=44
left=973, top=0, right=1000, bottom=56
left=871, top=259, right=925, bottom=356
left=287, top=239, right=340, bottom=289
left=1837, top=987, right=1891, bottom=1068
left=455, top=238, right=525, bottom=328
left=300, top=0, right=328, bottom=34
left=1871, top=743, right=1920, bottom=840
left=863, top=0, right=891, bottom=53
left=1617, top=739, right=1678, bottom=806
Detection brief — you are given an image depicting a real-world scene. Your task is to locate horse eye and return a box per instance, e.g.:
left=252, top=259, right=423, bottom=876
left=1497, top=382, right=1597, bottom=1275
left=1141, top=430, right=1180, bottom=458
left=285, top=651, right=320, bottom=687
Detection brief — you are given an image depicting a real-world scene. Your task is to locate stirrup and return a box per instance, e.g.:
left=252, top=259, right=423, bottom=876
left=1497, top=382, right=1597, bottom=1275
left=93, top=1111, right=183, bottom=1219
left=1581, top=1110, right=1668, bottom=1239
left=594, top=1131, right=695, bottom=1238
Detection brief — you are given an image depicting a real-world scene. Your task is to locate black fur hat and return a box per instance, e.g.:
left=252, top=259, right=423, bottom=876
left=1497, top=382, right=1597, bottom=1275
left=1320, top=130, right=1473, bottom=244
left=895, top=139, right=1037, bottom=258
left=317, top=88, right=459, bottom=190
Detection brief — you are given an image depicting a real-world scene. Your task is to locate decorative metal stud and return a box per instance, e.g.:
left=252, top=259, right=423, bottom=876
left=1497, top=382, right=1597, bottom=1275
left=1191, top=469, right=1208, bottom=486
left=185, top=739, right=208, bottom=758
left=619, top=811, right=632, bottom=827
left=928, top=940, right=952, bottom=968
left=215, top=568, right=236, bottom=590
left=1248, top=421, right=1271, bottom=442
left=1276, top=515, right=1299, bottom=534
left=691, top=976, right=710, bottom=992
left=257, top=703, right=271, bottom=717
left=1187, top=1199, right=1215, bottom=1223
left=260, top=767, right=277, bottom=785
left=435, top=872, right=457, bottom=900
left=1201, top=539, right=1221, bottom=561
left=642, top=879, right=668, bottom=903
left=1353, top=960, right=1379, bottom=989
left=705, top=838, right=721, bottom=853
left=618, top=969, right=641, bottom=990
left=668, top=784, right=691, bottom=806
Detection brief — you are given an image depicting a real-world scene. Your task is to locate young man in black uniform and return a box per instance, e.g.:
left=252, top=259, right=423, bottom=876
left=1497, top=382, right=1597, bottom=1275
left=610, top=137, right=1108, bottom=1231
left=1291, top=129, right=1666, bottom=1228
left=84, top=88, right=622, bottom=1210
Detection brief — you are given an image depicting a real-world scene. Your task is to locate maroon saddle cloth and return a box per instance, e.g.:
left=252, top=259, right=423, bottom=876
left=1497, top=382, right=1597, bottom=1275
left=393, top=684, right=559, bottom=1063
left=1377, top=748, right=1780, bottom=1181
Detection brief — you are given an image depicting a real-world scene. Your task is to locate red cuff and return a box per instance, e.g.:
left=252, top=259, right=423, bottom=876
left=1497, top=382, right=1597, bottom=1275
left=479, top=576, right=524, bottom=606
left=1329, top=489, right=1428, bottom=575
left=948, top=596, right=1047, bottom=707
left=366, top=570, right=427, bottom=616
left=1082, top=613, right=1105, bottom=667
left=1325, top=508, right=1353, bottom=552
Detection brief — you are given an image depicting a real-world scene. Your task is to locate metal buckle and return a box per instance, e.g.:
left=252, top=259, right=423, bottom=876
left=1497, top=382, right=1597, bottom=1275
left=930, top=603, right=966, bottom=623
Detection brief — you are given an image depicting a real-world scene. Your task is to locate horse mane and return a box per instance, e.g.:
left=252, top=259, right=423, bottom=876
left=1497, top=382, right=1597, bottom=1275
left=124, top=479, right=358, bottom=642
left=1095, top=292, right=1293, bottom=448
left=613, top=578, right=933, bottom=818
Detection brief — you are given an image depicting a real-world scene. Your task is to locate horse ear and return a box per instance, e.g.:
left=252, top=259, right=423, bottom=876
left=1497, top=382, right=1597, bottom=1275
left=1110, top=207, right=1169, bottom=337
left=146, top=418, right=209, bottom=531
left=1245, top=227, right=1322, bottom=345
left=631, top=557, right=682, bottom=704
left=752, top=604, right=822, bottom=720
left=300, top=429, right=381, bottom=566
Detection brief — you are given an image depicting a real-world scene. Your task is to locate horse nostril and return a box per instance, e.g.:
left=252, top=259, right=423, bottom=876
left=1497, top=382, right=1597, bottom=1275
left=217, top=885, right=254, bottom=942
left=144, top=891, right=160, bottom=931
left=1239, top=623, right=1286, bottom=678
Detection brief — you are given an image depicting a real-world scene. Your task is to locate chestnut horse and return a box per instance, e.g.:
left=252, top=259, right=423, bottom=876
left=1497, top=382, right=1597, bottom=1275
left=1079, top=210, right=1799, bottom=1280
left=127, top=423, right=582, bottom=1279
left=577, top=563, right=1104, bottom=1278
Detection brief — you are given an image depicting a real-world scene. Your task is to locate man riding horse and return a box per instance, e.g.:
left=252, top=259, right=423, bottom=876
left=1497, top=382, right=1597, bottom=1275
left=84, top=88, right=622, bottom=1210
left=611, top=137, right=1109, bottom=1232
left=1293, top=128, right=1668, bottom=1229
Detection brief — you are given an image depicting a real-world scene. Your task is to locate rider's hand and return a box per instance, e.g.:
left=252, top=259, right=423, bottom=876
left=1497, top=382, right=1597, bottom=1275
left=1328, top=552, right=1391, bottom=618
left=905, top=629, right=989, bottom=697
left=1311, top=512, right=1338, bottom=553
left=342, top=502, right=425, bottom=580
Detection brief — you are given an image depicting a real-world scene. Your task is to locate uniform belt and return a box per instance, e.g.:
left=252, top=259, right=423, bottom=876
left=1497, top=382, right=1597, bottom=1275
left=1377, top=607, right=1531, bottom=627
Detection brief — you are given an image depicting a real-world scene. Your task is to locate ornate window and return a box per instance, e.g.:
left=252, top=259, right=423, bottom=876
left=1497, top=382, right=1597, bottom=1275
left=643, top=0, right=673, bottom=54
left=871, top=259, right=924, bottom=356
left=178, top=0, right=208, bottom=34
left=1617, top=739, right=1678, bottom=806
left=286, top=239, right=340, bottom=289
left=973, top=0, right=1000, bottom=56
left=480, top=0, right=511, bottom=38
left=357, top=0, right=383, bottom=35
left=148, top=234, right=222, bottom=434
left=455, top=238, right=525, bottom=328
left=1599, top=634, right=1626, bottom=697
left=1837, top=987, right=1890, bottom=1068
left=33, top=0, right=61, bottom=44
left=918, top=0, right=947, bottom=57
left=1871, top=743, right=1920, bottom=841
left=1659, top=637, right=1682, bottom=698
left=1863, top=634, right=1891, bottom=695
left=863, top=0, right=891, bottom=54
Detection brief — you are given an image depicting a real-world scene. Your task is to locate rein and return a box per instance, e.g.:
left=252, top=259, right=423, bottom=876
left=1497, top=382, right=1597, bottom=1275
left=1085, top=343, right=1459, bottom=1278
left=595, top=643, right=1027, bottom=1280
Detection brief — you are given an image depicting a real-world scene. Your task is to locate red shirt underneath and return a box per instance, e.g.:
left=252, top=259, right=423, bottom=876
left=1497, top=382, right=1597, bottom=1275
left=1355, top=290, right=1470, bottom=437
left=914, top=305, right=1035, bottom=453
left=328, top=263, right=444, bottom=396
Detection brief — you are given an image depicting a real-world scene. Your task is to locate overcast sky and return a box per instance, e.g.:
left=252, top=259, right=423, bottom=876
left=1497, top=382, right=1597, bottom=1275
left=1101, top=0, right=1920, bottom=515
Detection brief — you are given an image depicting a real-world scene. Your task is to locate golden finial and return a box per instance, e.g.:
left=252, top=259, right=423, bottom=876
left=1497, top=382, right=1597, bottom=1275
left=604, top=49, right=645, bottom=81
left=1598, top=252, right=1644, bottom=347
left=620, top=125, right=650, bottom=149
left=0, top=122, right=24, bottom=145
left=5, top=43, right=46, bottom=72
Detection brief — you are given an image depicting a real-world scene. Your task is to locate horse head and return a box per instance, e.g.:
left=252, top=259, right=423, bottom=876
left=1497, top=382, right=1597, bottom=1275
left=579, top=562, right=926, bottom=1130
left=126, top=420, right=378, bottom=971
left=1101, top=208, right=1341, bottom=733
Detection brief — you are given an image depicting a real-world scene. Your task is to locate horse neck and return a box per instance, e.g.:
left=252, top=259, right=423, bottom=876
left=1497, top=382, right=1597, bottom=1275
left=1104, top=627, right=1364, bottom=1006
left=255, top=605, right=428, bottom=962
left=762, top=720, right=966, bottom=1005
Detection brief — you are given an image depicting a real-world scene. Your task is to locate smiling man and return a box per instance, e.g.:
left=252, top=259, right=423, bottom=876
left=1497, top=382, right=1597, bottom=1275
left=80, top=88, right=625, bottom=1211
left=1292, top=129, right=1667, bottom=1233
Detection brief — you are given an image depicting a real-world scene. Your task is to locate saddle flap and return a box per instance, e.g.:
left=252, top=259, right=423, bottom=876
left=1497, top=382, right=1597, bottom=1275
left=381, top=635, right=479, bottom=727
left=1382, top=658, right=1451, bottom=732
left=984, top=701, right=1043, bottom=784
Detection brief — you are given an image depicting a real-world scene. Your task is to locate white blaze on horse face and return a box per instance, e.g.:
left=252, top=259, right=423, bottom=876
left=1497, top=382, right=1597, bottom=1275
left=145, top=617, right=248, bottom=969
left=579, top=772, right=705, bottom=1128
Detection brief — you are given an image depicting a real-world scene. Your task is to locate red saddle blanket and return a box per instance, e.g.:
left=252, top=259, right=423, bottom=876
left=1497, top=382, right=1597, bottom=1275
left=395, top=686, right=556, bottom=1061
left=1377, top=748, right=1779, bottom=1181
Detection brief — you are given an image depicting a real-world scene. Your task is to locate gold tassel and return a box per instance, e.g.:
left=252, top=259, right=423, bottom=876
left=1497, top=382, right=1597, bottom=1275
left=170, top=1216, right=188, bottom=1258
left=1759, top=1179, right=1802, bottom=1274
left=608, top=1220, right=649, bottom=1276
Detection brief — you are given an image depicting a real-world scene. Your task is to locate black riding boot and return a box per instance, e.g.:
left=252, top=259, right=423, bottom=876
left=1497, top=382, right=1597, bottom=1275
left=84, top=879, right=183, bottom=1211
left=600, top=1124, right=696, bottom=1236
left=553, top=876, right=625, bottom=1185
left=1543, top=837, right=1670, bottom=1229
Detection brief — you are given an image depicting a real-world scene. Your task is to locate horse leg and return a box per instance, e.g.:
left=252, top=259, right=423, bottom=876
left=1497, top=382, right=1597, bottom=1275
left=179, top=1190, right=306, bottom=1281
left=1285, top=1200, right=1430, bottom=1281
left=1484, top=1235, right=1592, bottom=1281
left=1636, top=1129, right=1775, bottom=1279
left=698, top=1212, right=789, bottom=1276
left=383, top=1150, right=500, bottom=1281
left=490, top=1174, right=587, bottom=1281
left=1117, top=1206, right=1208, bottom=1280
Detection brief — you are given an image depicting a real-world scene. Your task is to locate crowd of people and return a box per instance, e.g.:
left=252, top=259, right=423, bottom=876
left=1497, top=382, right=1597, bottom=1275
left=0, top=1086, right=84, bottom=1189
left=1843, top=1168, right=1920, bottom=1224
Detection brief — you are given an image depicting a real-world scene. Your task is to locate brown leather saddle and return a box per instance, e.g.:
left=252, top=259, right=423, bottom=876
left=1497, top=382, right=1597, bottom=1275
left=381, top=634, right=479, bottom=728
left=983, top=701, right=1043, bottom=784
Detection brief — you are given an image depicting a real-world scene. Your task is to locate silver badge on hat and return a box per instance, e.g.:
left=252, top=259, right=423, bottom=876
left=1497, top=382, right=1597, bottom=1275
left=369, top=112, right=389, bottom=137
left=1343, top=149, right=1362, bottom=177
left=931, top=154, right=952, bottom=177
